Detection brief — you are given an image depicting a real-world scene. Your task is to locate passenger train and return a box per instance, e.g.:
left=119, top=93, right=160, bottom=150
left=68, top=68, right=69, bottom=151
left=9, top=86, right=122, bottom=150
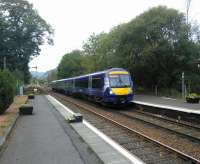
left=50, top=68, right=134, bottom=105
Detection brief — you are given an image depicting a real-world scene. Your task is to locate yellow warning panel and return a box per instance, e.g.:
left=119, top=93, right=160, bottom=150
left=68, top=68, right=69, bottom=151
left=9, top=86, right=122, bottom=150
left=109, top=71, right=128, bottom=75
left=111, top=88, right=130, bottom=95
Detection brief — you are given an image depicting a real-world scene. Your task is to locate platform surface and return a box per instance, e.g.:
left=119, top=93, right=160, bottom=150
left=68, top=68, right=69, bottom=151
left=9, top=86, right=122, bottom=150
left=0, top=96, right=86, bottom=164
left=133, top=94, right=200, bottom=114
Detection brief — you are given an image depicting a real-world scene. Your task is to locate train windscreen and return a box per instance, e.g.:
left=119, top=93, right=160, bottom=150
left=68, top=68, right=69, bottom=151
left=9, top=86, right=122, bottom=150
left=109, top=74, right=131, bottom=88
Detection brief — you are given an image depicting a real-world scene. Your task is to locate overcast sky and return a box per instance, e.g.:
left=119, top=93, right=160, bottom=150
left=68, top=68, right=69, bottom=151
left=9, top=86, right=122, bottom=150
left=28, top=0, right=200, bottom=72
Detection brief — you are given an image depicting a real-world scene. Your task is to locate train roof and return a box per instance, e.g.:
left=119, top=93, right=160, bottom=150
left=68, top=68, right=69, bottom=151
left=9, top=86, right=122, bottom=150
left=51, top=68, right=128, bottom=83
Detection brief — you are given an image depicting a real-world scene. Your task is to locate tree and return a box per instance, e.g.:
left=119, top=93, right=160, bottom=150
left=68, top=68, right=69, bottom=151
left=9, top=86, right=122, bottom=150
left=108, top=6, right=200, bottom=90
left=82, top=33, right=108, bottom=72
left=57, top=6, right=200, bottom=93
left=57, top=50, right=84, bottom=79
left=47, top=69, right=57, bottom=83
left=0, top=69, right=16, bottom=114
left=0, top=0, right=54, bottom=83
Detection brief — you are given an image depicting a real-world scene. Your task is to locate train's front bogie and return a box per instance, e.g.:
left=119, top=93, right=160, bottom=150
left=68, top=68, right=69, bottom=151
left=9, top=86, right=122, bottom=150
left=103, top=70, right=133, bottom=105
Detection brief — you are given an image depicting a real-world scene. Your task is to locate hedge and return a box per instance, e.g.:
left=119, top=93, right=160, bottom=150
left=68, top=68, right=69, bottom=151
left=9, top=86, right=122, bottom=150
left=0, top=70, right=16, bottom=114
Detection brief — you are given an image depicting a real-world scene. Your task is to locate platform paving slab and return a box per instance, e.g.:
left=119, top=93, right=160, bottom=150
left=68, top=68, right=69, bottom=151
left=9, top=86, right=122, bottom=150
left=133, top=94, right=200, bottom=114
left=0, top=96, right=87, bottom=164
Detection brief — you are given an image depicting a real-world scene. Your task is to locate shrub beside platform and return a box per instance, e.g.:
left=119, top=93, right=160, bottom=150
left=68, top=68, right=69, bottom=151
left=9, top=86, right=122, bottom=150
left=19, top=104, right=33, bottom=115
left=186, top=97, right=199, bottom=103
left=186, top=93, right=200, bottom=104
left=0, top=96, right=28, bottom=150
left=28, top=94, right=35, bottom=99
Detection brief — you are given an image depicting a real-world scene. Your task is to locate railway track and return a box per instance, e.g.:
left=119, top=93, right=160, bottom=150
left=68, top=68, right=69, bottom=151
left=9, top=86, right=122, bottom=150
left=50, top=92, right=200, bottom=164
left=134, top=109, right=200, bottom=131
left=117, top=109, right=200, bottom=142
left=134, top=104, right=200, bottom=126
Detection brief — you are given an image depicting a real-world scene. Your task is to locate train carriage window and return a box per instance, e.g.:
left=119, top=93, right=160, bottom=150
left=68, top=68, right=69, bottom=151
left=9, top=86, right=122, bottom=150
left=69, top=80, right=73, bottom=88
left=74, top=79, right=79, bottom=88
left=82, top=78, right=89, bottom=88
left=92, top=76, right=104, bottom=89
left=65, top=80, right=73, bottom=89
left=75, top=78, right=89, bottom=88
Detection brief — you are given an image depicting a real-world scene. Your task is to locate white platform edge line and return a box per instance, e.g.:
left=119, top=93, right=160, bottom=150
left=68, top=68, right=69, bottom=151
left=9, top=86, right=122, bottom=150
left=133, top=100, right=200, bottom=114
left=46, top=95, right=144, bottom=164
left=161, top=97, right=176, bottom=101
left=47, top=95, right=74, bottom=114
left=83, top=120, right=144, bottom=164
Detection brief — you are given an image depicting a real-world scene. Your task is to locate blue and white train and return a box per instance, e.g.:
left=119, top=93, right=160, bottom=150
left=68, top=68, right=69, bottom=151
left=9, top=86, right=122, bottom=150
left=50, top=68, right=134, bottom=105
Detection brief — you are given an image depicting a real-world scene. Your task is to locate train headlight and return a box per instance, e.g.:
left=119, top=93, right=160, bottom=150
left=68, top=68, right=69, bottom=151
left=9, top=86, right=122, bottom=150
left=128, top=88, right=133, bottom=94
left=109, top=90, right=114, bottom=95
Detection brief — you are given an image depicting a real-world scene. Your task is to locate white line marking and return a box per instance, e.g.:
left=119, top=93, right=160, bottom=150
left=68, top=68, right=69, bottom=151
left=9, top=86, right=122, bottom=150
left=83, top=120, right=144, bottom=164
left=47, top=95, right=74, bottom=114
left=46, top=95, right=144, bottom=164
left=161, top=97, right=176, bottom=100
left=133, top=100, right=200, bottom=115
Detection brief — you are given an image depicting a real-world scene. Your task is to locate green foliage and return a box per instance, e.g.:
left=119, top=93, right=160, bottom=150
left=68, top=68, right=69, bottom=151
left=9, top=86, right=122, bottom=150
left=57, top=6, right=200, bottom=93
left=28, top=93, right=34, bottom=99
left=57, top=50, right=84, bottom=78
left=186, top=93, right=199, bottom=99
left=0, top=0, right=54, bottom=83
left=47, top=69, right=57, bottom=83
left=88, top=6, right=200, bottom=89
left=19, top=104, right=33, bottom=115
left=110, top=6, right=200, bottom=89
left=0, top=70, right=16, bottom=114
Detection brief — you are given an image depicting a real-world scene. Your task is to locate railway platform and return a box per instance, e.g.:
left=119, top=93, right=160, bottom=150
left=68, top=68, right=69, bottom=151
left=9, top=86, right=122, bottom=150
left=133, top=94, right=200, bottom=115
left=0, top=96, right=97, bottom=164
left=0, top=95, right=143, bottom=164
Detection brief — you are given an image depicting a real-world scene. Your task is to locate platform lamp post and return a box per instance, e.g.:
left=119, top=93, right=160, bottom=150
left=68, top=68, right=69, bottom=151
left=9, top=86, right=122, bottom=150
left=3, top=56, right=6, bottom=70
left=182, top=72, right=185, bottom=99
left=197, top=59, right=200, bottom=69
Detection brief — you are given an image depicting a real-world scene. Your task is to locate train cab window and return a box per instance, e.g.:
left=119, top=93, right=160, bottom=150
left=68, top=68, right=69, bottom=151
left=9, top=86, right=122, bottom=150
left=109, top=74, right=131, bottom=88
left=92, top=76, right=103, bottom=89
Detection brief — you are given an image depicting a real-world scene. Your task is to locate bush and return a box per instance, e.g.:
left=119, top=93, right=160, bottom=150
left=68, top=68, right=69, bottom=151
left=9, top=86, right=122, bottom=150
left=19, top=104, right=33, bottom=115
left=0, top=70, right=16, bottom=114
left=186, top=93, right=200, bottom=103
left=28, top=93, right=35, bottom=99
left=186, top=93, right=199, bottom=99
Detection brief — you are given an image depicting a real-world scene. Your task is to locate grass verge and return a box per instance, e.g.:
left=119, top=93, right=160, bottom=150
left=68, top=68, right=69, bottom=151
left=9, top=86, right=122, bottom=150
left=0, top=96, right=27, bottom=137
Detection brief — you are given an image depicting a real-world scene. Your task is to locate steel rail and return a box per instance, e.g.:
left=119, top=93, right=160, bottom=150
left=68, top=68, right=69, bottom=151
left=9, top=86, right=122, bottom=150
left=135, top=109, right=200, bottom=130
left=134, top=105, right=200, bottom=130
left=117, top=110, right=200, bottom=143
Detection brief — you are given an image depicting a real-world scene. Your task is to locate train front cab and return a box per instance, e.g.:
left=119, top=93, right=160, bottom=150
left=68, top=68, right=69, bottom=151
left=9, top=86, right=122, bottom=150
left=103, top=70, right=133, bottom=105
